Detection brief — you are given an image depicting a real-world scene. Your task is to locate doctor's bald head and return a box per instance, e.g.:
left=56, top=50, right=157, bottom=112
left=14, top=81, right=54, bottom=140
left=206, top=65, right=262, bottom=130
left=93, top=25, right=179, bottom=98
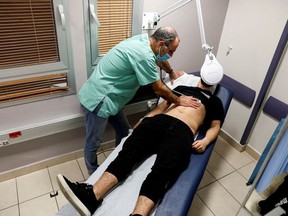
left=151, top=26, right=180, bottom=46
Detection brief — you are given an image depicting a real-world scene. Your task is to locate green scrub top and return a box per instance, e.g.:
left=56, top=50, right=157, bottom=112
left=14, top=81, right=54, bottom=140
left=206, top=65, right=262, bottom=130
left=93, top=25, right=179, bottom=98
left=78, top=33, right=159, bottom=118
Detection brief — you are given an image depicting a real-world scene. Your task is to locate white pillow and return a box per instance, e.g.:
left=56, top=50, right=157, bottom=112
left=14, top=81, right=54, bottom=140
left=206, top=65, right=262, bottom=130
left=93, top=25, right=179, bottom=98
left=158, top=72, right=200, bottom=104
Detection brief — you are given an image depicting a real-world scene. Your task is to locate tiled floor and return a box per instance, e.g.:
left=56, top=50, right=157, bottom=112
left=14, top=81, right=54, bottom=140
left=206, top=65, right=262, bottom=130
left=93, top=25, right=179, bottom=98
left=0, top=136, right=258, bottom=216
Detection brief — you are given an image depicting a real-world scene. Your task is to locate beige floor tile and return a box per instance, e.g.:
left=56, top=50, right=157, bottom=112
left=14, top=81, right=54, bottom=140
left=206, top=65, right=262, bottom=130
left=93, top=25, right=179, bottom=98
left=19, top=194, right=58, bottom=216
left=97, top=152, right=107, bottom=165
left=0, top=178, right=17, bottom=210
left=66, top=153, right=107, bottom=182
left=214, top=137, right=253, bottom=169
left=197, top=181, right=240, bottom=216
left=188, top=194, right=214, bottom=216
left=49, top=159, right=84, bottom=190
left=198, top=170, right=216, bottom=189
left=219, top=171, right=251, bottom=203
left=104, top=148, right=114, bottom=157
left=238, top=161, right=257, bottom=180
left=76, top=153, right=107, bottom=181
left=77, top=157, right=90, bottom=180
left=55, top=189, right=69, bottom=210
left=17, top=169, right=53, bottom=203
left=206, top=151, right=235, bottom=179
left=0, top=205, right=19, bottom=216
left=242, top=150, right=257, bottom=162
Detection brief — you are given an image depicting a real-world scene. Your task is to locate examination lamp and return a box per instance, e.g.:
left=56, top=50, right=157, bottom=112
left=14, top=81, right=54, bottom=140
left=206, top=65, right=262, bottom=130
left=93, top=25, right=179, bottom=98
left=142, top=0, right=223, bottom=79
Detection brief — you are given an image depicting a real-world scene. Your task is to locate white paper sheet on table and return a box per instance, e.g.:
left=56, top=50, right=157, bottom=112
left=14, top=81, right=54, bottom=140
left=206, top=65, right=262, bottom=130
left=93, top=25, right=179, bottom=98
left=56, top=135, right=159, bottom=216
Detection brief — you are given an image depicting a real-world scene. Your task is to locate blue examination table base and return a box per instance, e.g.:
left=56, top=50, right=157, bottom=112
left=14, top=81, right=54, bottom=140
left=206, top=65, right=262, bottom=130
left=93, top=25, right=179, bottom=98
left=55, top=85, right=233, bottom=216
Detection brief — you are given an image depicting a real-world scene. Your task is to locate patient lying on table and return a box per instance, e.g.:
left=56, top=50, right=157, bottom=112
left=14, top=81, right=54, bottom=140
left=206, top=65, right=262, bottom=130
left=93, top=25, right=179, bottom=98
left=57, top=70, right=224, bottom=216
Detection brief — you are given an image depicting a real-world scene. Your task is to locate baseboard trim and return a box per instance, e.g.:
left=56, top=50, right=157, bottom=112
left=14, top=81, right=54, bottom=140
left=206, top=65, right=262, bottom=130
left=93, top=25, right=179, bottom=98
left=219, top=130, right=246, bottom=152
left=219, top=130, right=260, bottom=160
left=244, top=145, right=261, bottom=161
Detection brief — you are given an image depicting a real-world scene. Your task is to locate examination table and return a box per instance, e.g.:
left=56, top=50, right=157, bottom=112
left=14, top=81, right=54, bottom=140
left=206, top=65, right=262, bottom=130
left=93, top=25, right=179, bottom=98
left=55, top=83, right=233, bottom=216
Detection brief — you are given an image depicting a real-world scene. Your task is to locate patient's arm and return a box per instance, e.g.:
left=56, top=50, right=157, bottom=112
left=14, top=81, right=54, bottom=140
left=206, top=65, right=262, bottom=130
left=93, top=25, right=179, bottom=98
left=192, top=120, right=221, bottom=153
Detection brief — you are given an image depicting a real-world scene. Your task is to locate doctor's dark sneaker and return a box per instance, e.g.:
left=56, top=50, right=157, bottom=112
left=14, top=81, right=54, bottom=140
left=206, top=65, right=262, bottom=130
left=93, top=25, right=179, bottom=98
left=57, top=174, right=102, bottom=216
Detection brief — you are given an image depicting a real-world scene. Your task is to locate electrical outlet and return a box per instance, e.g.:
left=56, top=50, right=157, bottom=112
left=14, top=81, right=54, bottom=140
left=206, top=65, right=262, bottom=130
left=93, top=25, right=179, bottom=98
left=0, top=140, right=9, bottom=147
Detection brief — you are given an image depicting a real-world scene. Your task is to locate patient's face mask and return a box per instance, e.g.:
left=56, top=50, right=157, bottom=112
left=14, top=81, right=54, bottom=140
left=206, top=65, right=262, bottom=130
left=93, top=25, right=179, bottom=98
left=156, top=46, right=171, bottom=61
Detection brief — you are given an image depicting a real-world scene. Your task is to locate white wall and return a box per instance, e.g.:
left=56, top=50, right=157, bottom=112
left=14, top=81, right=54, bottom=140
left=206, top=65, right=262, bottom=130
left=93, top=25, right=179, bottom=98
left=248, top=49, right=288, bottom=153
left=216, top=0, right=288, bottom=153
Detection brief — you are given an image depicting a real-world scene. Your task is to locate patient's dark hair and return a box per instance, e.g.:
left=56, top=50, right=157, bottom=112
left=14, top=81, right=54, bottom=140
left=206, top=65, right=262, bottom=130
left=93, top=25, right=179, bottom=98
left=201, top=78, right=213, bottom=88
left=151, top=26, right=179, bottom=46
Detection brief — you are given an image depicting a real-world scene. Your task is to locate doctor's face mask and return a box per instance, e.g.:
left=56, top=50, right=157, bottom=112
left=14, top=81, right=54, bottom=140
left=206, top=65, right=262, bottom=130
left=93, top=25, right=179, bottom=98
left=156, top=46, right=171, bottom=61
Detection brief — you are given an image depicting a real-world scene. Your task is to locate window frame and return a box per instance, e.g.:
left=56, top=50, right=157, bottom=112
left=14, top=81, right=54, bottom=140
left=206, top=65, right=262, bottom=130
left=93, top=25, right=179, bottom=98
left=0, top=0, right=76, bottom=108
left=83, top=0, right=144, bottom=77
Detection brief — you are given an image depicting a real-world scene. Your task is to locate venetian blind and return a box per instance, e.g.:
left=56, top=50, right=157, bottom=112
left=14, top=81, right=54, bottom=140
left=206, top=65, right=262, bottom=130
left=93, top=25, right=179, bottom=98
left=0, top=0, right=60, bottom=69
left=0, top=0, right=69, bottom=104
left=0, top=73, right=69, bottom=103
left=97, top=0, right=133, bottom=55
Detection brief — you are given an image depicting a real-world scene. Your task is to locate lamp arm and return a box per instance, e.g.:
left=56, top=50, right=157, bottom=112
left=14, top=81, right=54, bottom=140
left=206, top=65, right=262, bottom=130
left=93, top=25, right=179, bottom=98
left=144, top=0, right=214, bottom=59
left=195, top=0, right=213, bottom=59
left=195, top=0, right=209, bottom=50
left=157, top=0, right=211, bottom=51
left=158, top=0, right=193, bottom=20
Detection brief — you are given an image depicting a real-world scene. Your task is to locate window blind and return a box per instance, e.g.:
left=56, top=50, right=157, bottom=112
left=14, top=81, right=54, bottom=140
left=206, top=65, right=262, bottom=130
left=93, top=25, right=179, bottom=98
left=97, top=0, right=133, bottom=55
left=0, top=0, right=59, bottom=70
left=0, top=1, right=70, bottom=104
left=0, top=73, right=69, bottom=103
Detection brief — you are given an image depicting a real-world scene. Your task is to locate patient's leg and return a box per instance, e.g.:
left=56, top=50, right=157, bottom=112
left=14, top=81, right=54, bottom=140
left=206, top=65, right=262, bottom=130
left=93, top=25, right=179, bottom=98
left=131, top=195, right=155, bottom=216
left=93, top=171, right=118, bottom=199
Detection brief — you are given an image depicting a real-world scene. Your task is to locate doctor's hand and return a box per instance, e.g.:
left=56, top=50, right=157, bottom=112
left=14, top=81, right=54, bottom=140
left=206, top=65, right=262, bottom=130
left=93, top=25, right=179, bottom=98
left=179, top=95, right=201, bottom=108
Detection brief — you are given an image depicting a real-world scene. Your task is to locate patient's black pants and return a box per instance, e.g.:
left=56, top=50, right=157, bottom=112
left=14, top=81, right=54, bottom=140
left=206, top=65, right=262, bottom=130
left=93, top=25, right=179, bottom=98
left=106, top=114, right=194, bottom=203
